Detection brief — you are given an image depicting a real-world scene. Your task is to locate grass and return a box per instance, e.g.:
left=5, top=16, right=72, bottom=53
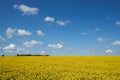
left=0, top=56, right=120, bottom=80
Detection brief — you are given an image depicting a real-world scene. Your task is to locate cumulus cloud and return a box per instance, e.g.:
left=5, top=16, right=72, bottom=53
left=97, top=37, right=107, bottom=42
left=14, top=4, right=39, bottom=16
left=3, top=43, right=24, bottom=53
left=56, top=20, right=71, bottom=26
left=37, top=30, right=44, bottom=36
left=44, top=16, right=55, bottom=22
left=0, top=36, right=5, bottom=43
left=112, top=41, right=120, bottom=46
left=3, top=44, right=16, bottom=50
left=6, top=28, right=16, bottom=38
left=17, top=29, right=31, bottom=36
left=48, top=43, right=63, bottom=49
left=16, top=47, right=25, bottom=53
left=24, top=40, right=43, bottom=47
left=6, top=28, right=32, bottom=37
left=40, top=51, right=47, bottom=55
left=44, top=16, right=71, bottom=26
left=115, top=21, right=120, bottom=26
left=80, top=32, right=88, bottom=35
left=105, top=49, right=113, bottom=53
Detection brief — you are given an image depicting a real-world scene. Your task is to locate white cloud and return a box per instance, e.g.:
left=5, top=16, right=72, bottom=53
left=24, top=40, right=43, bottom=47
left=48, top=43, right=63, bottom=49
left=80, top=32, right=88, bottom=35
left=44, top=16, right=55, bottom=22
left=56, top=20, right=65, bottom=26
left=14, top=4, right=39, bottom=16
left=115, top=21, right=120, bottom=26
left=97, top=37, right=106, bottom=42
left=56, top=20, right=71, bottom=26
left=95, top=28, right=100, bottom=32
left=40, top=51, right=47, bottom=55
left=3, top=43, right=24, bottom=53
left=6, top=28, right=16, bottom=38
left=105, top=49, right=113, bottom=53
left=0, top=36, right=5, bottom=43
left=44, top=17, right=71, bottom=26
left=37, top=30, right=44, bottom=36
left=6, top=28, right=32, bottom=37
left=17, top=29, right=31, bottom=36
left=3, top=44, right=16, bottom=50
left=16, top=47, right=25, bottom=52
left=112, top=41, right=120, bottom=46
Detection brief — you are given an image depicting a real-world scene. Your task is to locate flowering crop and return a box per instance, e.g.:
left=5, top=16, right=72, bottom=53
left=0, top=56, right=120, bottom=80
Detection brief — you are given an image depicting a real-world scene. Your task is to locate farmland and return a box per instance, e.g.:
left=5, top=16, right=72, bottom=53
left=0, top=56, right=120, bottom=80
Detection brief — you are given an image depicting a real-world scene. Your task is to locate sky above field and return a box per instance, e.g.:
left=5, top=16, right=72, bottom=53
left=0, top=0, right=120, bottom=56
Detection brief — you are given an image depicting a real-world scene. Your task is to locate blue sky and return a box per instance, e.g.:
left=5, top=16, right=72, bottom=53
left=0, top=0, right=120, bottom=56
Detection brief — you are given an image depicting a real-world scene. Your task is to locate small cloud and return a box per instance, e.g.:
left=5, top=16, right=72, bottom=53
left=56, top=20, right=71, bottom=26
left=24, top=40, right=43, bottom=47
left=37, top=30, right=44, bottom=36
left=14, top=4, right=39, bottom=16
left=3, top=43, right=16, bottom=50
left=97, top=37, right=107, bottom=42
left=44, top=16, right=55, bottom=23
left=0, top=36, right=5, bottom=43
left=95, top=28, right=100, bottom=32
left=3, top=43, right=24, bottom=53
left=112, top=41, right=120, bottom=46
left=6, top=28, right=32, bottom=38
left=40, top=51, right=47, bottom=55
left=115, top=21, right=120, bottom=26
left=48, top=43, right=63, bottom=49
left=44, top=17, right=71, bottom=26
left=16, top=47, right=25, bottom=53
left=80, top=32, right=88, bottom=35
left=17, top=29, right=31, bottom=36
left=6, top=28, right=16, bottom=38
left=105, top=49, right=113, bottom=53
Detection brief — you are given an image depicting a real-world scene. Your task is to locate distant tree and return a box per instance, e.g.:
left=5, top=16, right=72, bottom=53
left=16, top=54, right=50, bottom=56
left=17, top=54, right=19, bottom=56
left=2, top=55, right=5, bottom=57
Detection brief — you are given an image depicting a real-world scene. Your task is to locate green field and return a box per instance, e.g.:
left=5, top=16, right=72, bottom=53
left=0, top=56, right=120, bottom=80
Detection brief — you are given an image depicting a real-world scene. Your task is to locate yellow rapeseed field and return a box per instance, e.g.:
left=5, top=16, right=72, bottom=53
left=0, top=56, right=120, bottom=80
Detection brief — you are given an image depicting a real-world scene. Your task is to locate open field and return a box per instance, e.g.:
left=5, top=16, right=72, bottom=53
left=0, top=56, right=120, bottom=80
